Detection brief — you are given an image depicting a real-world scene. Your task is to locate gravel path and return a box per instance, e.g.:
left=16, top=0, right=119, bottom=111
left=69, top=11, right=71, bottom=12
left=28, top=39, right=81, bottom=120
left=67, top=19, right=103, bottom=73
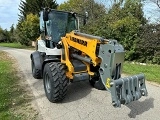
left=0, top=46, right=159, bottom=120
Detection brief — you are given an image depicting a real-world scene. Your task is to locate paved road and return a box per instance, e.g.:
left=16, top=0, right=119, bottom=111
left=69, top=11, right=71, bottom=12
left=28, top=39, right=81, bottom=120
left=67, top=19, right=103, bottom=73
left=0, top=47, right=159, bottom=120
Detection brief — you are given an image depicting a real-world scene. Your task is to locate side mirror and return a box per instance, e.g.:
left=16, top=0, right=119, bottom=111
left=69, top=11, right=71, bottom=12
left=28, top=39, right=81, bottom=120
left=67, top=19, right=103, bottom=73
left=43, top=8, right=49, bottom=21
left=85, top=11, right=88, bottom=19
left=83, top=12, right=88, bottom=25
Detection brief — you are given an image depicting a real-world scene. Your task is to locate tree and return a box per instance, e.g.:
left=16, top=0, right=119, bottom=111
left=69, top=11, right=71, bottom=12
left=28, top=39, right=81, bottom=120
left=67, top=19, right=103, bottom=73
left=93, top=0, right=146, bottom=60
left=58, top=0, right=106, bottom=15
left=122, top=0, right=147, bottom=24
left=17, top=0, right=58, bottom=46
left=18, top=0, right=58, bottom=20
left=9, top=24, right=16, bottom=43
left=18, top=13, right=39, bottom=46
left=0, top=27, right=6, bottom=42
left=58, top=0, right=107, bottom=34
left=58, top=0, right=147, bottom=61
left=0, top=27, right=11, bottom=43
left=10, top=24, right=14, bottom=34
left=136, top=24, right=160, bottom=64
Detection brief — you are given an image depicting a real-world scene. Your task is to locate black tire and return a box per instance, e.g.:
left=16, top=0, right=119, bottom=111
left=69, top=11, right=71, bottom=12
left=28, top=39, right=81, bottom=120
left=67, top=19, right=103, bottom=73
left=43, top=62, right=68, bottom=102
left=31, top=59, right=42, bottom=79
left=89, top=76, right=105, bottom=90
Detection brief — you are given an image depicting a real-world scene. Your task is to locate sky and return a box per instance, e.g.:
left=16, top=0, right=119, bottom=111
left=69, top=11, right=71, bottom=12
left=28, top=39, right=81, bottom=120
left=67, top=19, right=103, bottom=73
left=0, top=0, right=20, bottom=30
left=0, top=0, right=159, bottom=30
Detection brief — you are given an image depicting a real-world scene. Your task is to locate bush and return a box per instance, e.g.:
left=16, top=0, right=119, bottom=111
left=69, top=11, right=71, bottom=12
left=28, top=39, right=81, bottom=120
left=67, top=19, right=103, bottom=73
left=136, top=24, right=160, bottom=64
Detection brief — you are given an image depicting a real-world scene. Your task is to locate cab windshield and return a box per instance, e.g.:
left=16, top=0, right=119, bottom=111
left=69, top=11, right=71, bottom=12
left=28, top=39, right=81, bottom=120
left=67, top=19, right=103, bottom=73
left=47, top=11, right=77, bottom=43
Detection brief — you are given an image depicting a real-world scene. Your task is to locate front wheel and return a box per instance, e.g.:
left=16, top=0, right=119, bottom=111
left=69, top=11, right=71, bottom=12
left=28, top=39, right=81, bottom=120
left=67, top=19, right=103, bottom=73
left=43, top=62, right=68, bottom=102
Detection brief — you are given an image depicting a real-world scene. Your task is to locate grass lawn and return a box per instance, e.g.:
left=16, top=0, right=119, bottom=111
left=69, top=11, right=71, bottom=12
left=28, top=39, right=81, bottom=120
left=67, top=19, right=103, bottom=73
left=123, top=62, right=160, bottom=84
left=0, top=51, right=38, bottom=120
left=0, top=42, right=35, bottom=50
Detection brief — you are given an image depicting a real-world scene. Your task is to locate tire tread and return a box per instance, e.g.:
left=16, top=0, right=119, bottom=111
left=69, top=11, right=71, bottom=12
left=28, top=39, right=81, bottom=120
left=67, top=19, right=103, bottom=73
left=44, top=62, right=68, bottom=102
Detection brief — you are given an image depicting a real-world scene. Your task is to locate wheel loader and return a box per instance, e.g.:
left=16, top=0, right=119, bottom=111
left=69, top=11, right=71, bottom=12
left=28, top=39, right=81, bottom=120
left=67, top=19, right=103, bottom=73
left=30, top=8, right=148, bottom=107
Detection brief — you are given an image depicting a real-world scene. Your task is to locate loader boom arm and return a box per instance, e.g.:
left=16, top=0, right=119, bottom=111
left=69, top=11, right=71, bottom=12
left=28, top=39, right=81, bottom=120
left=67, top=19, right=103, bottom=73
left=62, top=30, right=101, bottom=66
left=61, top=30, right=148, bottom=107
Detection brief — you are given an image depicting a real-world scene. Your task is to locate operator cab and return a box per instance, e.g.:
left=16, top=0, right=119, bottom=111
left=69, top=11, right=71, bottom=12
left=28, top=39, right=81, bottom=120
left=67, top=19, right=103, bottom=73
left=40, top=9, right=78, bottom=48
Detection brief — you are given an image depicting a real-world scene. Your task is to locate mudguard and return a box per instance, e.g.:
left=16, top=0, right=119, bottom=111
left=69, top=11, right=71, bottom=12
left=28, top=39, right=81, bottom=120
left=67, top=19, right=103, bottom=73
left=42, top=58, right=60, bottom=73
left=30, top=51, right=43, bottom=76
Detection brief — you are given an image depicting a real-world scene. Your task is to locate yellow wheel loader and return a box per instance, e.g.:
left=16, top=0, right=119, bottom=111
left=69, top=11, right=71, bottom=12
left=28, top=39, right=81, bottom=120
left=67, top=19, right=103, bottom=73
left=30, top=8, right=147, bottom=107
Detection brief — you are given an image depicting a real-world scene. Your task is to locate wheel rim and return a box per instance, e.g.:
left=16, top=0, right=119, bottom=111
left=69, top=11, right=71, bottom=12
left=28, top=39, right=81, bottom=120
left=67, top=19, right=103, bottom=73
left=45, top=73, right=51, bottom=93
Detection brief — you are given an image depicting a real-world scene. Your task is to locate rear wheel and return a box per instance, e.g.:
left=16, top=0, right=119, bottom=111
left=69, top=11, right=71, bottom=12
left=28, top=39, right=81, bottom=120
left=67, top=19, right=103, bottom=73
left=43, top=62, right=68, bottom=102
left=31, top=59, right=42, bottom=79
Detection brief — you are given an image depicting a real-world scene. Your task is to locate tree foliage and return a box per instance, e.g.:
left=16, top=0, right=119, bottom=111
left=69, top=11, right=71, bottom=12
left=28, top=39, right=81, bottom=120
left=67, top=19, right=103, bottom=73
left=58, top=0, right=107, bottom=32
left=136, top=24, right=160, bottom=64
left=58, top=0, right=106, bottom=15
left=19, top=0, right=58, bottom=20
left=85, top=0, right=146, bottom=60
left=18, top=13, right=39, bottom=46
left=0, top=27, right=6, bottom=42
left=16, top=0, right=58, bottom=46
left=0, top=27, right=11, bottom=43
left=9, top=24, right=17, bottom=43
left=109, top=0, right=146, bottom=60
